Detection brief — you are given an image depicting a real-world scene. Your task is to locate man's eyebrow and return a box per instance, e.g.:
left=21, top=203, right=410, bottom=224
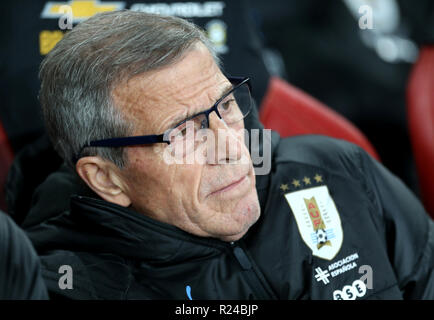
left=164, top=113, right=188, bottom=132
left=163, top=82, right=234, bottom=131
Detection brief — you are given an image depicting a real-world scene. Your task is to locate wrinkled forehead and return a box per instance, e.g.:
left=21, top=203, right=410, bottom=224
left=111, top=43, right=228, bottom=135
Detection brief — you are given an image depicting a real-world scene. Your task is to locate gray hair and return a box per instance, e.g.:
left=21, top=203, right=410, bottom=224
left=39, top=10, right=219, bottom=168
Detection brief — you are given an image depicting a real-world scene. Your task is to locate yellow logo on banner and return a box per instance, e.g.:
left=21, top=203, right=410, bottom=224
left=39, top=1, right=125, bottom=55
left=41, top=0, right=125, bottom=21
left=39, top=30, right=64, bottom=55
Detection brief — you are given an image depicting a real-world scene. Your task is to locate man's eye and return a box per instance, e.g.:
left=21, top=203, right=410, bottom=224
left=220, top=99, right=235, bottom=112
left=169, top=125, right=188, bottom=142
left=176, top=120, right=197, bottom=138
left=179, top=127, right=188, bottom=137
left=200, top=118, right=207, bottom=129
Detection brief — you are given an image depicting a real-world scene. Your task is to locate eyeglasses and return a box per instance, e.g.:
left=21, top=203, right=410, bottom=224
left=74, top=76, right=253, bottom=163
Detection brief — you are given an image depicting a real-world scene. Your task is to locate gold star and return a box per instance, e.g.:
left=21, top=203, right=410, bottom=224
left=303, top=177, right=311, bottom=185
left=314, top=174, right=323, bottom=183
left=280, top=184, right=289, bottom=191
left=292, top=179, right=301, bottom=188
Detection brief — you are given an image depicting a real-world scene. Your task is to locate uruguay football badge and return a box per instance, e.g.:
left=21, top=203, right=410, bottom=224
left=285, top=185, right=343, bottom=260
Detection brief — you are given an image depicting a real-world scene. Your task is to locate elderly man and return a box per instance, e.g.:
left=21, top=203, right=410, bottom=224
left=17, top=10, right=433, bottom=299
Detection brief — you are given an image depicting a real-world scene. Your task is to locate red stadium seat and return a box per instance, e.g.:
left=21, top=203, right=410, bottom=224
left=259, top=77, right=381, bottom=161
left=407, top=46, right=434, bottom=218
left=0, top=121, right=14, bottom=211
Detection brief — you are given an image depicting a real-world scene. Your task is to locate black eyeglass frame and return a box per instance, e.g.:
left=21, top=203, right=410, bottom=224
left=73, top=76, right=252, bottom=163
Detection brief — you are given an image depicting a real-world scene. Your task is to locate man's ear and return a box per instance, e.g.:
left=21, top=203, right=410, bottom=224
left=76, top=156, right=131, bottom=207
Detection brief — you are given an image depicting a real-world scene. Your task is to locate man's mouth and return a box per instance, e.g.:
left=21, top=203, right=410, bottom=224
left=207, top=171, right=251, bottom=198
left=214, top=176, right=246, bottom=193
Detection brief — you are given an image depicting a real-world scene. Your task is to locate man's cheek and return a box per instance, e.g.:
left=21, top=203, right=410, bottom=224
left=206, top=195, right=241, bottom=214
left=176, top=164, right=203, bottom=196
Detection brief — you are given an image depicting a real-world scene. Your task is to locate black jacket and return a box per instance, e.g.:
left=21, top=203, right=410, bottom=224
left=7, top=128, right=433, bottom=300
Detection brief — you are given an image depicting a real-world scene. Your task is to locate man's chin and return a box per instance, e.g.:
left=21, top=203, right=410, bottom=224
left=219, top=192, right=260, bottom=242
left=219, top=231, right=248, bottom=242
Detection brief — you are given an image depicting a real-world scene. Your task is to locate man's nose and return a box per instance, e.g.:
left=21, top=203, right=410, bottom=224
left=206, top=112, right=243, bottom=164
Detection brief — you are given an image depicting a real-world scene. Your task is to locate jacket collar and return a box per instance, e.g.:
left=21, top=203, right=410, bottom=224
left=28, top=194, right=233, bottom=264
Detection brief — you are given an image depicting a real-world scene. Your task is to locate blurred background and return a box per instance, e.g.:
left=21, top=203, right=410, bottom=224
left=1, top=0, right=433, bottom=217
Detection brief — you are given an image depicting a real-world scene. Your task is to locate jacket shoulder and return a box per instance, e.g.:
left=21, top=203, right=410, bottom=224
left=273, top=135, right=363, bottom=173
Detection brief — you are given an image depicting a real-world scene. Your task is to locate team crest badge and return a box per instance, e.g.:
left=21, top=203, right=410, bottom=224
left=284, top=185, right=343, bottom=260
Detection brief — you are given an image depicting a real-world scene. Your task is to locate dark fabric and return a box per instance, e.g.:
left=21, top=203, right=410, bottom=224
left=12, top=133, right=433, bottom=300
left=0, top=210, right=48, bottom=299
left=5, top=134, right=64, bottom=225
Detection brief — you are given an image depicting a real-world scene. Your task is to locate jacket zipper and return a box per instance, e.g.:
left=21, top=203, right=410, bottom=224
left=229, top=241, right=277, bottom=299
